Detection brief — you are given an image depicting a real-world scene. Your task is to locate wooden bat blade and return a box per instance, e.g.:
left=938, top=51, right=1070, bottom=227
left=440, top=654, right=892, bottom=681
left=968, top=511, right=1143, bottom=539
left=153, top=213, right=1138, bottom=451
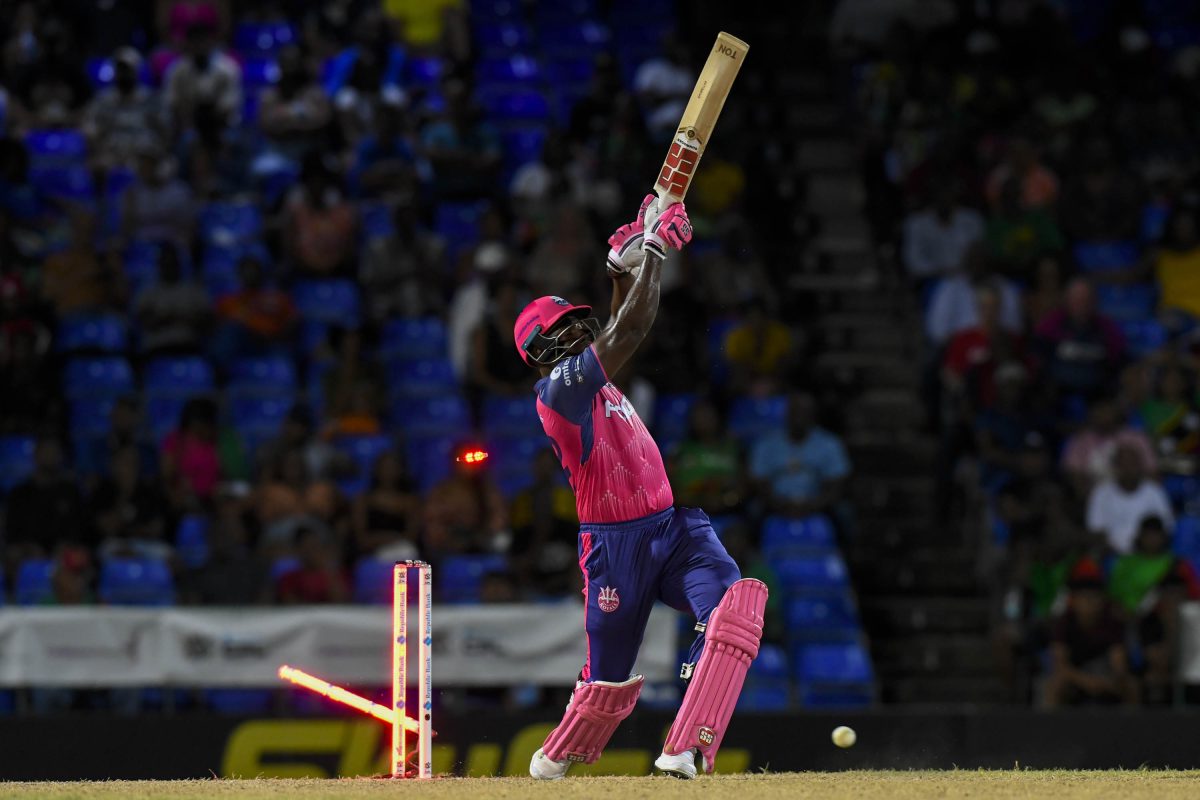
left=654, top=31, right=749, bottom=207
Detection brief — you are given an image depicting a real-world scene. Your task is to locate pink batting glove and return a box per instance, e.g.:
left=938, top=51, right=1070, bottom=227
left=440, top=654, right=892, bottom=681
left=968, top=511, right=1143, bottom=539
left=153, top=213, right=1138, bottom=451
left=643, top=201, right=693, bottom=258
left=606, top=195, right=657, bottom=275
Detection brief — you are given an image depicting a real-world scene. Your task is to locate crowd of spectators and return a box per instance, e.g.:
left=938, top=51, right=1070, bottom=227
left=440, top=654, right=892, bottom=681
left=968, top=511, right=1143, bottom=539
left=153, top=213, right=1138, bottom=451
left=841, top=0, right=1200, bottom=705
left=0, top=0, right=840, bottom=635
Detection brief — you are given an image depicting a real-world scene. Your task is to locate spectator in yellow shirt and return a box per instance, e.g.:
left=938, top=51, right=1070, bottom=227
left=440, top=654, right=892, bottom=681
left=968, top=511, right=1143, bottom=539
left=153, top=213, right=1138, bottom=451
left=1154, top=206, right=1200, bottom=323
left=723, top=297, right=795, bottom=395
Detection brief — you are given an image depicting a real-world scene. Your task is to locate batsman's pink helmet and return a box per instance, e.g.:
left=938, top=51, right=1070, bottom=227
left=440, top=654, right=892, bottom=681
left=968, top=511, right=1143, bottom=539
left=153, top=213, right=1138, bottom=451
left=513, top=295, right=592, bottom=366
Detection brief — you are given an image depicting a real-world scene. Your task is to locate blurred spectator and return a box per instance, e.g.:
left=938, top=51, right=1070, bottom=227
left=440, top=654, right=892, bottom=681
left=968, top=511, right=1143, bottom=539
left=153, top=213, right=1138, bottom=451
left=258, top=45, right=332, bottom=163
left=91, top=446, right=171, bottom=559
left=359, top=200, right=444, bottom=321
left=161, top=396, right=221, bottom=508
left=1108, top=516, right=1192, bottom=615
left=120, top=145, right=195, bottom=250
left=1085, top=444, right=1173, bottom=554
left=1139, top=560, right=1200, bottom=705
left=974, top=365, right=1043, bottom=489
left=423, top=446, right=508, bottom=555
left=255, top=449, right=341, bottom=549
left=985, top=134, right=1059, bottom=212
left=722, top=297, right=795, bottom=396
left=984, top=176, right=1064, bottom=277
left=1059, top=139, right=1143, bottom=242
left=79, top=395, right=158, bottom=481
left=419, top=79, right=501, bottom=201
left=1033, top=278, right=1125, bottom=402
left=49, top=545, right=94, bottom=605
left=633, top=34, right=693, bottom=140
left=181, top=493, right=270, bottom=605
left=941, top=283, right=1027, bottom=413
left=1153, top=206, right=1200, bottom=329
left=1137, top=363, right=1199, bottom=471
left=996, top=432, right=1081, bottom=555
left=283, top=154, right=358, bottom=277
left=164, top=20, right=242, bottom=131
left=276, top=524, right=349, bottom=603
left=448, top=241, right=508, bottom=380
left=525, top=203, right=596, bottom=298
left=212, top=256, right=296, bottom=360
left=749, top=392, right=851, bottom=518
left=351, top=450, right=421, bottom=562
left=468, top=279, right=533, bottom=399
left=320, top=326, right=383, bottom=438
left=83, top=47, right=168, bottom=171
left=1044, top=560, right=1138, bottom=707
left=322, top=5, right=405, bottom=99
left=4, top=436, right=86, bottom=560
left=0, top=280, right=55, bottom=433
left=1024, top=255, right=1065, bottom=326
left=567, top=55, right=622, bottom=150
left=182, top=95, right=257, bottom=199
left=41, top=211, right=117, bottom=317
left=133, top=243, right=210, bottom=355
left=261, top=403, right=348, bottom=484
left=350, top=100, right=416, bottom=199
left=1061, top=397, right=1157, bottom=497
left=902, top=179, right=984, bottom=282
left=925, top=243, right=1023, bottom=347
left=157, top=0, right=226, bottom=50
left=12, top=19, right=89, bottom=129
left=668, top=400, right=745, bottom=514
left=509, top=449, right=577, bottom=596
left=479, top=571, right=519, bottom=603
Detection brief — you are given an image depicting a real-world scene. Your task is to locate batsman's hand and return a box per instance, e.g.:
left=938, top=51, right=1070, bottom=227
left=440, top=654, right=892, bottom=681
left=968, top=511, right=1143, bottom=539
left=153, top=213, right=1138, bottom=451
left=643, top=201, right=692, bottom=258
left=605, top=194, right=657, bottom=276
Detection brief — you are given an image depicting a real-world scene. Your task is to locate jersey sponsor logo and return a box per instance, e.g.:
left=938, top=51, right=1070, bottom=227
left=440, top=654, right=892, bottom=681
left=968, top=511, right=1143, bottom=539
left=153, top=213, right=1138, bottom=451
left=597, top=586, right=620, bottom=613
left=550, top=365, right=562, bottom=381
left=604, top=396, right=635, bottom=423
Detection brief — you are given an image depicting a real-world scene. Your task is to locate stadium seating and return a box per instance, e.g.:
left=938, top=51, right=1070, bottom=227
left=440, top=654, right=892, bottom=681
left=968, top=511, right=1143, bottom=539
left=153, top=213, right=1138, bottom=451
left=14, top=559, right=55, bottom=606
left=145, top=357, right=217, bottom=398
left=70, top=397, right=118, bottom=440
left=1072, top=240, right=1140, bottom=273
left=784, top=595, right=861, bottom=642
left=352, top=558, right=396, bottom=605
left=199, top=202, right=263, bottom=248
left=381, top=318, right=449, bottom=361
left=794, top=642, right=875, bottom=708
left=230, top=396, right=293, bottom=455
left=482, top=395, right=542, bottom=438
left=25, top=129, right=87, bottom=166
left=176, top=515, right=211, bottom=570
left=0, top=436, right=36, bottom=494
left=474, top=22, right=534, bottom=55
left=1175, top=516, right=1200, bottom=562
left=228, top=356, right=298, bottom=397
left=1095, top=284, right=1157, bottom=322
left=145, top=395, right=189, bottom=443
left=405, top=436, right=458, bottom=492
left=233, top=21, right=299, bottom=56
left=772, top=553, right=851, bottom=595
left=98, top=558, right=176, bottom=606
left=292, top=280, right=362, bottom=326
left=488, top=435, right=548, bottom=497
left=57, top=315, right=128, bottom=354
left=1119, top=319, right=1169, bottom=357
left=386, top=358, right=458, bottom=399
left=438, top=554, right=509, bottom=603
left=652, top=393, right=697, bottom=451
left=762, top=515, right=837, bottom=558
left=334, top=434, right=395, bottom=496
left=728, top=396, right=788, bottom=443
left=391, top=395, right=472, bottom=439
left=63, top=357, right=135, bottom=400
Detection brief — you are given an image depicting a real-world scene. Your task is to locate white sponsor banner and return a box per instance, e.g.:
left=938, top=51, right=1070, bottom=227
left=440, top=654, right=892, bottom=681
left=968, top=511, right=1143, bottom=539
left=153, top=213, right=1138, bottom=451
left=0, top=603, right=679, bottom=687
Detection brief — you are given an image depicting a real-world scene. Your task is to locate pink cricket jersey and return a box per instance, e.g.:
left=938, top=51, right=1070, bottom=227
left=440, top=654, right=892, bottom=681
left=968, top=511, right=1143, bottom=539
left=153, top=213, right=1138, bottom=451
left=535, top=345, right=673, bottom=523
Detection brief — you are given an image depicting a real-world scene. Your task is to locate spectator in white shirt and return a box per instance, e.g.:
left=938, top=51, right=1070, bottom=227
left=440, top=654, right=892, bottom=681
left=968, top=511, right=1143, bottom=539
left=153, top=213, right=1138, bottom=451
left=633, top=35, right=693, bottom=140
left=903, top=181, right=984, bottom=282
left=164, top=20, right=242, bottom=131
left=925, top=243, right=1023, bottom=346
left=1086, top=444, right=1174, bottom=554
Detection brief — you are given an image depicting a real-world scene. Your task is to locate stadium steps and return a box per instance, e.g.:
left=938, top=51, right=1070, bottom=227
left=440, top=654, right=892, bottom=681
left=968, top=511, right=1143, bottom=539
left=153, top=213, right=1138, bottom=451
left=847, top=548, right=979, bottom=596
left=860, top=595, right=991, bottom=637
left=875, top=634, right=999, bottom=679
left=886, top=675, right=1010, bottom=705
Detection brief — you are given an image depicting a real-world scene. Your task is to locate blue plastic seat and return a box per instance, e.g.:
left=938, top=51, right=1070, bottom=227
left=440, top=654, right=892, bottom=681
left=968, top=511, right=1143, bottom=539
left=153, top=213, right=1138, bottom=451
left=241, top=57, right=280, bottom=89
left=334, top=435, right=395, bottom=496
left=652, top=394, right=698, bottom=449
left=1119, top=319, right=1169, bottom=357
left=15, top=559, right=55, bottom=605
left=293, top=280, right=361, bottom=325
left=145, top=357, right=216, bottom=398
left=386, top=358, right=458, bottom=399
left=176, top=515, right=211, bottom=570
left=231, top=396, right=293, bottom=441
left=794, top=642, right=874, bottom=684
left=0, top=436, right=35, bottom=493
left=1165, top=474, right=1200, bottom=511
left=488, top=435, right=548, bottom=497
left=233, top=21, right=299, bottom=56
left=270, top=556, right=301, bottom=583
left=482, top=395, right=542, bottom=438
left=1072, top=240, right=1140, bottom=273
left=353, top=558, right=396, bottom=604
left=407, top=56, right=443, bottom=86
left=471, top=0, right=521, bottom=21
left=433, top=202, right=489, bottom=247
left=392, top=395, right=471, bottom=438
left=201, top=242, right=270, bottom=298
left=57, top=315, right=128, bottom=354
left=1095, top=284, right=1157, bottom=322
left=762, top=515, right=836, bottom=558
left=199, top=202, right=263, bottom=248
left=773, top=553, right=850, bottom=594
left=439, top=554, right=509, bottom=603
left=1175, top=516, right=1200, bottom=561
left=500, top=126, right=547, bottom=168
left=797, top=684, right=874, bottom=708
left=785, top=595, right=861, bottom=641
left=546, top=57, right=596, bottom=85
left=29, top=166, right=95, bottom=200
left=480, top=89, right=551, bottom=122
left=70, top=397, right=118, bottom=439
left=737, top=680, right=790, bottom=711
left=477, top=55, right=542, bottom=85
left=229, top=356, right=298, bottom=396
left=381, top=318, right=449, bottom=361
left=63, top=357, right=135, bottom=400
left=24, top=129, right=87, bottom=165
left=728, top=396, right=787, bottom=443
left=99, top=558, right=176, bottom=606
left=535, top=0, right=597, bottom=21
left=405, top=435, right=457, bottom=492
left=123, top=240, right=163, bottom=295
left=749, top=643, right=790, bottom=681
left=145, top=395, right=188, bottom=443
left=359, top=202, right=395, bottom=241
left=538, top=22, right=611, bottom=56
left=474, top=22, right=534, bottom=53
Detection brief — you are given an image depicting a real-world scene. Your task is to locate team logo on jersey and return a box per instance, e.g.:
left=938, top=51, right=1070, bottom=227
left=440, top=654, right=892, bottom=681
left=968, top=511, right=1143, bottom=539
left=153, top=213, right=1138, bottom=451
left=598, top=586, right=620, bottom=613
left=604, top=396, right=635, bottom=423
left=698, top=726, right=716, bottom=746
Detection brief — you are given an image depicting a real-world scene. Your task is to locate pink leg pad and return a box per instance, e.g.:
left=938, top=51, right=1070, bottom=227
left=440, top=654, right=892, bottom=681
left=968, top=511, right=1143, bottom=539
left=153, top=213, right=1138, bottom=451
left=663, top=578, right=768, bottom=772
left=542, top=675, right=644, bottom=764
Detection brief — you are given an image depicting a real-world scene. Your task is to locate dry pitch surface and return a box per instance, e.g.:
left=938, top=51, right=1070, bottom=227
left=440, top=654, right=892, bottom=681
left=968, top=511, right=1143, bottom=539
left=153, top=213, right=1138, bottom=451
left=3, top=772, right=1200, bottom=800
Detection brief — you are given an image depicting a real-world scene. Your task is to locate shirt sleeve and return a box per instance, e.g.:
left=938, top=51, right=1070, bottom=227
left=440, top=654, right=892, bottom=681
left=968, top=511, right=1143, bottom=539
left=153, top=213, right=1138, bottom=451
left=749, top=437, right=776, bottom=481
left=818, top=434, right=852, bottom=481
left=536, top=346, right=608, bottom=424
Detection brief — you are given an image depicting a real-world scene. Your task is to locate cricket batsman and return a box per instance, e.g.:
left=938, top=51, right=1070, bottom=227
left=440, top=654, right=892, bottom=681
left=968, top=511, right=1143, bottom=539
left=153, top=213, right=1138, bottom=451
left=515, top=195, right=769, bottom=780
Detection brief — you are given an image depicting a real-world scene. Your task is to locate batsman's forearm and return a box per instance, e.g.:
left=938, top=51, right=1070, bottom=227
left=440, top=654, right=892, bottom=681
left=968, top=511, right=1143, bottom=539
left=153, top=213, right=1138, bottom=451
left=610, top=272, right=634, bottom=321
left=614, top=252, right=663, bottom=340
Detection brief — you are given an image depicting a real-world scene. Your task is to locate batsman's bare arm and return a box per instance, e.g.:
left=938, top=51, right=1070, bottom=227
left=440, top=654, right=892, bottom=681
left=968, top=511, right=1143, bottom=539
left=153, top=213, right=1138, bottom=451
left=594, top=252, right=664, bottom=376
left=609, top=271, right=635, bottom=322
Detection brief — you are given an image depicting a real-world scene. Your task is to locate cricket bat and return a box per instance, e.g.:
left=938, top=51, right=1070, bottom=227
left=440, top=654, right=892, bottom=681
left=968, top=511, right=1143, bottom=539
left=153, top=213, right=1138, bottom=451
left=653, top=31, right=749, bottom=209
